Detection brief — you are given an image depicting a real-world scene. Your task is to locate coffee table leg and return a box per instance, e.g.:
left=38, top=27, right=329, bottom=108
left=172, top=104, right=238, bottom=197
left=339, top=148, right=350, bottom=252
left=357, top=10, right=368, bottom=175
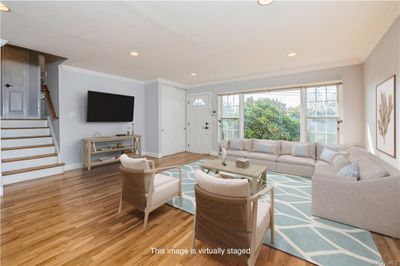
left=257, top=171, right=267, bottom=191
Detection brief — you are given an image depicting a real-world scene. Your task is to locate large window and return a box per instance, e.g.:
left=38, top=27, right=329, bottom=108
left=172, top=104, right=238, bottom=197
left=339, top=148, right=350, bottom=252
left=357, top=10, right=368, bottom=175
left=244, top=90, right=300, bottom=141
left=219, top=84, right=341, bottom=144
left=306, top=85, right=339, bottom=144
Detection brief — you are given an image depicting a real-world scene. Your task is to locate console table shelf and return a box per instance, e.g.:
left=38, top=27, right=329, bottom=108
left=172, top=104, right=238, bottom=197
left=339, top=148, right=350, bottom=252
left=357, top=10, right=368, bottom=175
left=83, top=135, right=141, bottom=170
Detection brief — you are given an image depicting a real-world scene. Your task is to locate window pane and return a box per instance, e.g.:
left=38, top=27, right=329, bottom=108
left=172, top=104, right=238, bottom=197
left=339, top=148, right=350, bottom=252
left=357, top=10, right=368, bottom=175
left=316, top=102, right=327, bottom=116
left=327, top=86, right=337, bottom=101
left=307, top=88, right=316, bottom=102
left=327, top=101, right=337, bottom=116
left=307, top=102, right=316, bottom=116
left=316, top=87, right=326, bottom=101
left=327, top=133, right=337, bottom=144
left=244, top=90, right=300, bottom=141
left=307, top=133, right=315, bottom=142
left=222, top=95, right=239, bottom=117
left=326, top=119, right=337, bottom=133
left=307, top=119, right=315, bottom=133
left=316, top=119, right=326, bottom=133
left=221, top=118, right=239, bottom=140
left=315, top=133, right=327, bottom=143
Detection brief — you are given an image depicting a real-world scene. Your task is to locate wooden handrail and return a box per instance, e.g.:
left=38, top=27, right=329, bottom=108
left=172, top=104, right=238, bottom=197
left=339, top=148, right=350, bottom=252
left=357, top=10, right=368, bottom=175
left=42, top=84, right=58, bottom=120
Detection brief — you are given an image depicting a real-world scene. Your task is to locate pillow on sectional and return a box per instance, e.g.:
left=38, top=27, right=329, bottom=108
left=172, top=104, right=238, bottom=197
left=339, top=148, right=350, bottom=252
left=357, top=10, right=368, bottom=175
left=195, top=169, right=250, bottom=197
left=320, top=148, right=339, bottom=163
left=292, top=143, right=310, bottom=158
left=253, top=139, right=280, bottom=155
left=356, top=154, right=389, bottom=180
left=120, top=154, right=150, bottom=169
left=332, top=154, right=351, bottom=171
left=281, top=141, right=293, bottom=155
left=229, top=139, right=243, bottom=150
left=337, top=162, right=360, bottom=180
left=243, top=139, right=253, bottom=151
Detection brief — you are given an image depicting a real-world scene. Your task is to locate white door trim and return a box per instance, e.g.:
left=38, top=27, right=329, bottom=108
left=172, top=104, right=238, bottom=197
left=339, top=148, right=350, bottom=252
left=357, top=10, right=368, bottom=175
left=186, top=92, right=212, bottom=155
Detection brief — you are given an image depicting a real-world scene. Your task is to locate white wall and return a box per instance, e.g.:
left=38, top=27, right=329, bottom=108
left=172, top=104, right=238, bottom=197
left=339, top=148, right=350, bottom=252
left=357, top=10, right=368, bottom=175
left=58, top=65, right=145, bottom=169
left=187, top=64, right=365, bottom=153
left=364, top=17, right=400, bottom=169
left=144, top=81, right=160, bottom=157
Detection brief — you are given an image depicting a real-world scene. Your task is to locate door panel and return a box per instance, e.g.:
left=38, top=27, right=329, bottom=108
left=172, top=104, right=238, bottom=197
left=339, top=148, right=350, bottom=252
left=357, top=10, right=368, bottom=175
left=187, top=94, right=211, bottom=154
left=2, top=46, right=30, bottom=118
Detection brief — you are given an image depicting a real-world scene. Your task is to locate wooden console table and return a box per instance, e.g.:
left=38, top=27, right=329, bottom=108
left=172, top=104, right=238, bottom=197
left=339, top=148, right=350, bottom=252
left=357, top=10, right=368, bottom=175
left=83, top=135, right=141, bottom=170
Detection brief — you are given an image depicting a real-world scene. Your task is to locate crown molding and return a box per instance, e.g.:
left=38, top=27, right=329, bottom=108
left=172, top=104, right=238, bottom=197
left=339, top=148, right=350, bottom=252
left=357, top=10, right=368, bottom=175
left=144, top=78, right=187, bottom=89
left=186, top=58, right=362, bottom=89
left=60, top=65, right=145, bottom=85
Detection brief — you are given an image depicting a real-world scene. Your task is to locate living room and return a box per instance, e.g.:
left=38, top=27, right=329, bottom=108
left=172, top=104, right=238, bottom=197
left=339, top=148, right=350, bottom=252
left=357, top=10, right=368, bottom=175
left=0, top=1, right=399, bottom=266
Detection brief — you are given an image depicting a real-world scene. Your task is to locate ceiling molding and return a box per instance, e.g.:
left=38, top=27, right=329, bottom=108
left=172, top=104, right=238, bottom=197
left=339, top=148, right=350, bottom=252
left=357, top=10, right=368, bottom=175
left=186, top=58, right=362, bottom=89
left=60, top=65, right=145, bottom=85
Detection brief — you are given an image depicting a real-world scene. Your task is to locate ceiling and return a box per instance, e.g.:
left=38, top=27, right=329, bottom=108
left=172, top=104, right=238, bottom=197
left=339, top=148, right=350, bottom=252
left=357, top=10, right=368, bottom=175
left=1, top=1, right=399, bottom=86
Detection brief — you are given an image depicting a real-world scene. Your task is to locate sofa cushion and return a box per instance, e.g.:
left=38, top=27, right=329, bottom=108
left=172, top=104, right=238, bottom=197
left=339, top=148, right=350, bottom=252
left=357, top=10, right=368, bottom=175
left=356, top=154, right=389, bottom=180
left=292, top=143, right=311, bottom=158
left=243, top=139, right=253, bottom=151
left=256, top=200, right=271, bottom=245
left=253, top=139, right=280, bottom=155
left=152, top=174, right=180, bottom=205
left=230, top=139, right=243, bottom=150
left=195, top=169, right=250, bottom=197
left=314, top=160, right=336, bottom=177
left=320, top=148, right=339, bottom=163
left=226, top=150, right=249, bottom=157
left=120, top=154, right=150, bottom=169
left=281, top=141, right=293, bottom=155
left=278, top=155, right=315, bottom=167
left=317, top=143, right=349, bottom=158
left=337, top=162, right=360, bottom=180
left=247, top=152, right=279, bottom=161
left=332, top=154, right=351, bottom=171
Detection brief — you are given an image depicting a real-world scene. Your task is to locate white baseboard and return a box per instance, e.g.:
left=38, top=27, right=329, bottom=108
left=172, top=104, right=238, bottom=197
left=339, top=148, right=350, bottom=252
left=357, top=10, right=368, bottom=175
left=64, top=163, right=83, bottom=171
left=210, top=150, right=219, bottom=156
left=144, top=152, right=162, bottom=158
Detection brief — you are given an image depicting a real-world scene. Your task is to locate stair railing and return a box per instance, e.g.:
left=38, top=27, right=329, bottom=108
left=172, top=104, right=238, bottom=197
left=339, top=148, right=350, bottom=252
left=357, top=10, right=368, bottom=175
left=42, top=84, right=58, bottom=120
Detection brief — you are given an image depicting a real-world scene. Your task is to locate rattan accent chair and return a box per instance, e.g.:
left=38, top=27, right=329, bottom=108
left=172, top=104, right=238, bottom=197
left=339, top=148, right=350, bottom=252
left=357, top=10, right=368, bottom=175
left=118, top=159, right=183, bottom=228
left=191, top=174, right=274, bottom=266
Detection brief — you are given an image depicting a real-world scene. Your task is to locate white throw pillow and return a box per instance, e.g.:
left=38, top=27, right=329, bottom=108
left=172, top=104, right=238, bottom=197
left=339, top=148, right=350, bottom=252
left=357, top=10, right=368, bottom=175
left=337, top=162, right=360, bottom=180
left=253, top=139, right=280, bottom=155
left=281, top=141, right=293, bottom=155
left=356, top=155, right=389, bottom=180
left=229, top=139, right=243, bottom=150
left=320, top=148, right=339, bottom=163
left=332, top=154, right=351, bottom=171
left=195, top=169, right=250, bottom=197
left=120, top=154, right=150, bottom=169
left=292, top=143, right=310, bottom=158
left=243, top=139, right=253, bottom=151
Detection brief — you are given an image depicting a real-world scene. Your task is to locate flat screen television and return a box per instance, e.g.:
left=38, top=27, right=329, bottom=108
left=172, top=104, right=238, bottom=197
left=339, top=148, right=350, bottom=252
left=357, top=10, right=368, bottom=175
left=87, top=91, right=135, bottom=122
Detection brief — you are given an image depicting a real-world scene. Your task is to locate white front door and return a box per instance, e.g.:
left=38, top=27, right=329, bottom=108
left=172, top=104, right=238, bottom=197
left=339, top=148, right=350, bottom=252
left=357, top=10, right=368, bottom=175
left=2, top=46, right=30, bottom=118
left=187, top=93, right=211, bottom=154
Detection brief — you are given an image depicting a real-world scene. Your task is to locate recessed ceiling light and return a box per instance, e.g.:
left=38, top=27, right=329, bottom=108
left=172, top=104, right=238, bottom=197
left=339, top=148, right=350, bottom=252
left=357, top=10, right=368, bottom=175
left=258, top=0, right=274, bottom=6
left=288, top=52, right=297, bottom=57
left=129, top=51, right=139, bottom=57
left=0, top=3, right=11, bottom=12
left=190, top=73, right=197, bottom=77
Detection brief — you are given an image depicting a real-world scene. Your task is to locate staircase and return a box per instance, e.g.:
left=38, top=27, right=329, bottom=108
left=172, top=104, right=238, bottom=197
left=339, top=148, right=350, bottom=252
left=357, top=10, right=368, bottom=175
left=1, top=118, right=64, bottom=185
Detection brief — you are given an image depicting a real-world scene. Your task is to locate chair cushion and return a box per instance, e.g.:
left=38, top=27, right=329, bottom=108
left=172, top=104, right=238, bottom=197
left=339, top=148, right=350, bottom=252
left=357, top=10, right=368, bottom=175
left=152, top=175, right=179, bottom=206
left=253, top=139, right=280, bottom=155
left=226, top=150, right=249, bottom=157
left=278, top=155, right=315, bottom=167
left=247, top=152, right=278, bottom=162
left=120, top=154, right=149, bottom=169
left=256, top=200, right=271, bottom=245
left=229, top=139, right=243, bottom=150
left=195, top=169, right=250, bottom=197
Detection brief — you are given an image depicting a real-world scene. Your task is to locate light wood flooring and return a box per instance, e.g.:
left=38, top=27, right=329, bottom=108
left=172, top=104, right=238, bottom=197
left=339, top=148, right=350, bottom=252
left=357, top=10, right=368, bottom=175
left=1, top=152, right=399, bottom=265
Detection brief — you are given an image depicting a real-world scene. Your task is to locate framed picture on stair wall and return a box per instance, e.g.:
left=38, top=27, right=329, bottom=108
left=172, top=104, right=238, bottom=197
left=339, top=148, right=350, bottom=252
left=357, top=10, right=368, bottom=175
left=376, top=75, right=396, bottom=158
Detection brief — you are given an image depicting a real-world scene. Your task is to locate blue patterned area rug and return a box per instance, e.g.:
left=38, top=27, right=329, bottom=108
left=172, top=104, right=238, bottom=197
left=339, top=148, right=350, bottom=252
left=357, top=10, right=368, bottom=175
left=163, top=160, right=383, bottom=266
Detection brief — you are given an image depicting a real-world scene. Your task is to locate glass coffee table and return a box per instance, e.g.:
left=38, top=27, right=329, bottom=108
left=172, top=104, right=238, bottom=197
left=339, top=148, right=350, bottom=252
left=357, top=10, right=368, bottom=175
left=199, top=159, right=267, bottom=194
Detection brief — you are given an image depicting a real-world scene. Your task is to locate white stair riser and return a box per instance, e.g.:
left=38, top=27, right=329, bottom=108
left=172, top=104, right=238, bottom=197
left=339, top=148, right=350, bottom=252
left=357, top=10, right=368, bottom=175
left=3, top=156, right=58, bottom=171
left=3, top=166, right=64, bottom=185
left=1, top=128, right=50, bottom=137
left=2, top=146, right=56, bottom=159
left=1, top=120, right=48, bottom=128
left=1, top=137, right=53, bottom=148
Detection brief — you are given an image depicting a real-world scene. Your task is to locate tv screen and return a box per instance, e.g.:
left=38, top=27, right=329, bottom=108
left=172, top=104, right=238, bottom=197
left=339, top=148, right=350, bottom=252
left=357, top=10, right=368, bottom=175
left=87, top=91, right=135, bottom=122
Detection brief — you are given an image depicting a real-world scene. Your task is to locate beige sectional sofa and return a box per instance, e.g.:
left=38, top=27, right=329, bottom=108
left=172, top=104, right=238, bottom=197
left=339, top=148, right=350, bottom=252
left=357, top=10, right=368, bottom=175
left=219, top=139, right=400, bottom=237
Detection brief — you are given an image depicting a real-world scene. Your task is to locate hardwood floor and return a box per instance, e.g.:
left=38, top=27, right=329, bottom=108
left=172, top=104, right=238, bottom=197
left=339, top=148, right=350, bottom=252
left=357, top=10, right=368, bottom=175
left=1, top=152, right=399, bottom=266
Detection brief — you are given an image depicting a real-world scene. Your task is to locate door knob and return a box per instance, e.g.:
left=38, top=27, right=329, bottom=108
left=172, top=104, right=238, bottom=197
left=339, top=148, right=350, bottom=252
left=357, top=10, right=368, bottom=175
left=203, top=126, right=209, bottom=130
left=5, top=83, right=13, bottom=88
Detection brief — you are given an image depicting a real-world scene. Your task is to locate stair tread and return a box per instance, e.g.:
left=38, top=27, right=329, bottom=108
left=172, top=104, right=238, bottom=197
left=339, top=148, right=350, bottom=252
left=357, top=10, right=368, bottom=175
left=2, top=163, right=65, bottom=176
left=2, top=153, right=58, bottom=163
left=1, top=118, right=47, bottom=121
left=1, top=135, right=52, bottom=140
left=1, top=127, right=49, bottom=129
left=1, top=144, right=55, bottom=151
